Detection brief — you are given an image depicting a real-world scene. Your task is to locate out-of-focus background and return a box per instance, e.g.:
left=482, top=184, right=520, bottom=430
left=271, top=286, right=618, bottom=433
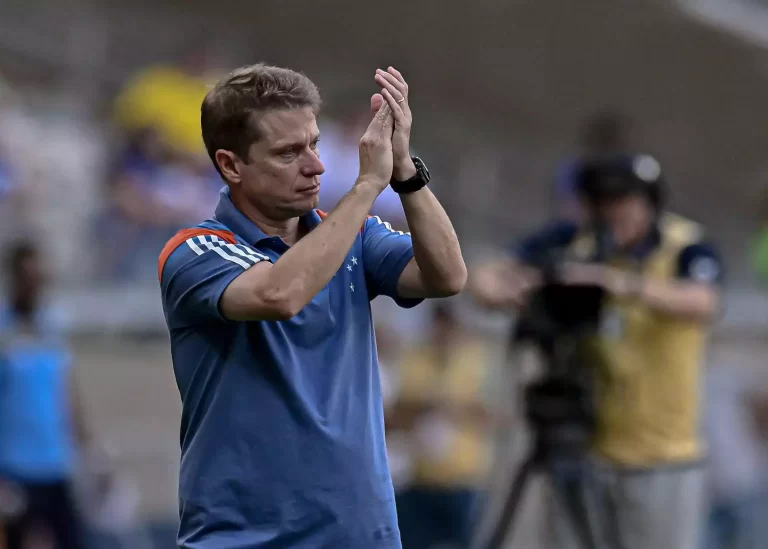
left=2, top=0, right=768, bottom=547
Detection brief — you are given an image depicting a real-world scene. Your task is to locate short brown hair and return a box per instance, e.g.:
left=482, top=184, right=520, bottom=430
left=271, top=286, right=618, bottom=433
left=201, top=63, right=321, bottom=179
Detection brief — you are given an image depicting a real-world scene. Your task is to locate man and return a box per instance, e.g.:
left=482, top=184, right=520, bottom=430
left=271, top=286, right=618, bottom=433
left=387, top=304, right=500, bottom=549
left=157, top=63, right=466, bottom=549
left=471, top=154, right=722, bottom=549
left=0, top=241, right=91, bottom=549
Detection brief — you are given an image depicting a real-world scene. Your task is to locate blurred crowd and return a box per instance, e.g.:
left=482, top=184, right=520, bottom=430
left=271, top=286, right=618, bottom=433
left=0, top=49, right=408, bottom=286
left=1, top=43, right=768, bottom=549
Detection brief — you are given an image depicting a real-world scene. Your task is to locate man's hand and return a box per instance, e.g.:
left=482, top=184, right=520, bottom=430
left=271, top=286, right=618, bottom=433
left=471, top=259, right=542, bottom=310
left=560, top=261, right=720, bottom=320
left=560, top=262, right=642, bottom=298
left=358, top=101, right=395, bottom=192
left=373, top=67, right=416, bottom=181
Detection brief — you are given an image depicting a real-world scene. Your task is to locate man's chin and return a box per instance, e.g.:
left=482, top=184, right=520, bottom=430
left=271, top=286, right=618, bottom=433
left=303, top=194, right=320, bottom=212
left=285, top=195, right=320, bottom=218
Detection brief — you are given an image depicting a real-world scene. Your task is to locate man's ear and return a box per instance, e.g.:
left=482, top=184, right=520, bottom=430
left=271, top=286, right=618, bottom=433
left=215, top=150, right=241, bottom=184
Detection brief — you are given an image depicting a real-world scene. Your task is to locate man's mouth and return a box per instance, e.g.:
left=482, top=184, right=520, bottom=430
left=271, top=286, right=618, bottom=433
left=298, top=183, right=321, bottom=194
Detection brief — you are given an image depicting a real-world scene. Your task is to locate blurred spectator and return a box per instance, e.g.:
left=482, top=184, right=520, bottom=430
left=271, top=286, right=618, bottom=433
left=101, top=46, right=228, bottom=281
left=319, top=110, right=407, bottom=229
left=386, top=304, right=499, bottom=549
left=704, top=362, right=768, bottom=549
left=0, top=77, right=31, bottom=259
left=99, top=128, right=222, bottom=281
left=376, top=322, right=414, bottom=491
left=0, top=241, right=89, bottom=549
left=552, top=109, right=631, bottom=223
left=0, top=150, right=26, bottom=254
left=112, top=45, right=222, bottom=160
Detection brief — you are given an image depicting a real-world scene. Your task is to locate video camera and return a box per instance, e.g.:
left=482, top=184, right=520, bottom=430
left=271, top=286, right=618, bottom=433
left=513, top=153, right=667, bottom=451
left=512, top=257, right=605, bottom=460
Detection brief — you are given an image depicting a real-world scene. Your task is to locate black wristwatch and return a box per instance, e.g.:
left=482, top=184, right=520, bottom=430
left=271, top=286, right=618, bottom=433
left=390, top=156, right=431, bottom=194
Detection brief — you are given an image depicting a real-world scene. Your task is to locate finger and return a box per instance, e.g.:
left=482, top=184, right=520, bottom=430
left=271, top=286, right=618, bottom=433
left=378, top=68, right=407, bottom=92
left=375, top=71, right=406, bottom=102
left=376, top=101, right=394, bottom=134
left=370, top=93, right=384, bottom=114
left=381, top=88, right=406, bottom=124
left=377, top=71, right=411, bottom=118
left=387, top=66, right=406, bottom=85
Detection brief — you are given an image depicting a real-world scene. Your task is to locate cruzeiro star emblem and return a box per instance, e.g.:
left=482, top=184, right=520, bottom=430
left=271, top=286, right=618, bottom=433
left=346, top=256, right=358, bottom=292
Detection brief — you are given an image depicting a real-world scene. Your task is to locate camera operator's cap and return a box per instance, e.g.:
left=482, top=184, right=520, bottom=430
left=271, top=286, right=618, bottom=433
left=575, top=153, right=666, bottom=209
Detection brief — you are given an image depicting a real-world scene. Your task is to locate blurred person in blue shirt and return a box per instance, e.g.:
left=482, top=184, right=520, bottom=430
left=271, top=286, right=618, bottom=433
left=0, top=241, right=91, bottom=549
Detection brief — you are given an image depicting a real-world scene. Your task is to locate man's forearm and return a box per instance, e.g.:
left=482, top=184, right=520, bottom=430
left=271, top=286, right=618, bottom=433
left=564, top=263, right=720, bottom=321
left=400, top=187, right=466, bottom=295
left=635, top=277, right=720, bottom=321
left=266, top=180, right=380, bottom=312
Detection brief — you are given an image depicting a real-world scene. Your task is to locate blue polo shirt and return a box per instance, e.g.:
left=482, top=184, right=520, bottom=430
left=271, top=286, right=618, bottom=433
left=159, top=188, right=421, bottom=549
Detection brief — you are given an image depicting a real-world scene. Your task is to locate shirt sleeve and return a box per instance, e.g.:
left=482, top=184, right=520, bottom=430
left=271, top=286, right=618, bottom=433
left=160, top=235, right=271, bottom=324
left=512, top=220, right=579, bottom=265
left=676, top=241, right=725, bottom=286
left=362, top=215, right=422, bottom=309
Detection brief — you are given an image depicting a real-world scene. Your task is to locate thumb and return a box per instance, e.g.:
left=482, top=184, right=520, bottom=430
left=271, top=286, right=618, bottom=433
left=370, top=93, right=384, bottom=115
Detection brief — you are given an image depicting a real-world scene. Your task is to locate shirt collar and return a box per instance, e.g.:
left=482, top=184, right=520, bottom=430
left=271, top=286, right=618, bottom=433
left=213, top=186, right=323, bottom=247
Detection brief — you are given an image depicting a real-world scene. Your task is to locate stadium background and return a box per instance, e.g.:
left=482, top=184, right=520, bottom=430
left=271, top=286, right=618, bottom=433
left=2, top=0, right=768, bottom=547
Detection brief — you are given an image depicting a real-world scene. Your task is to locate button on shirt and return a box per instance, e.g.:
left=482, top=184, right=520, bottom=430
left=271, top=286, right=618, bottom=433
left=159, top=189, right=422, bottom=549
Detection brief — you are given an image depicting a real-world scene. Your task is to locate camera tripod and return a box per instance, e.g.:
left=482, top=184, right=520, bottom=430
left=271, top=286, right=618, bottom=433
left=479, top=280, right=606, bottom=549
left=482, top=425, right=598, bottom=549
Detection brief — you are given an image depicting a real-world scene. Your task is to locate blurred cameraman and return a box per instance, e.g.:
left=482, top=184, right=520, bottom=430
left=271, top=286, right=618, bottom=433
left=471, top=154, right=723, bottom=549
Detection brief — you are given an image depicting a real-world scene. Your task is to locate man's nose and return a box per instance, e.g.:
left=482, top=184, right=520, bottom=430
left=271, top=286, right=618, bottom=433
left=302, top=151, right=325, bottom=176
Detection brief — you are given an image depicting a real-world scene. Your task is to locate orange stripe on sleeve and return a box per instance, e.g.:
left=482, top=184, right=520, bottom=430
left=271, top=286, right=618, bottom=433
left=158, top=228, right=238, bottom=282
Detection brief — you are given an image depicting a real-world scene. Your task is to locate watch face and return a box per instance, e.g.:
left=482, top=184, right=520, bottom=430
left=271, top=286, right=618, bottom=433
left=413, top=157, right=430, bottom=182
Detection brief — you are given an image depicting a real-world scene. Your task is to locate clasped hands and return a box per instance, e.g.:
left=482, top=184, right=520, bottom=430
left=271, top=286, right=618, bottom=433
left=356, top=66, right=416, bottom=193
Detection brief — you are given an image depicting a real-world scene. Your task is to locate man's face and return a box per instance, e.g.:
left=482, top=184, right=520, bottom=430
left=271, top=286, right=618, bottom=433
left=597, top=194, right=653, bottom=250
left=237, top=107, right=325, bottom=219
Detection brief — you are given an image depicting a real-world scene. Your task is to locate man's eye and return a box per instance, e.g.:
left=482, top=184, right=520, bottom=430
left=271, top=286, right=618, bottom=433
left=310, top=140, right=320, bottom=150
left=279, top=150, right=297, bottom=159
